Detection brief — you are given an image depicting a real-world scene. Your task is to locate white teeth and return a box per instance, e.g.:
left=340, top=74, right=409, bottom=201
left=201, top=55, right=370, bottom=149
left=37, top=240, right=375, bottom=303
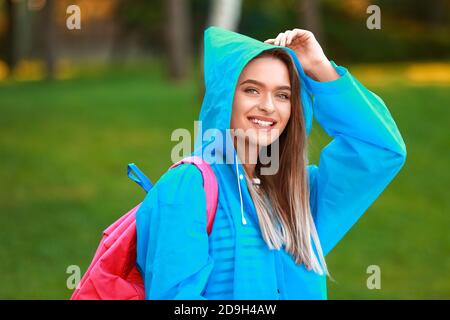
left=250, top=118, right=274, bottom=127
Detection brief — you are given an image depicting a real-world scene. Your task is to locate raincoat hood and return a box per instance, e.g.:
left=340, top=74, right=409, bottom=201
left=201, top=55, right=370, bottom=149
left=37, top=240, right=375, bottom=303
left=195, top=26, right=314, bottom=150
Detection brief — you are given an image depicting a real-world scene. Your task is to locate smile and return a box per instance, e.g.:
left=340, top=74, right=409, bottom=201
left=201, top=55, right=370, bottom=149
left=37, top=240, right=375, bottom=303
left=247, top=116, right=277, bottom=129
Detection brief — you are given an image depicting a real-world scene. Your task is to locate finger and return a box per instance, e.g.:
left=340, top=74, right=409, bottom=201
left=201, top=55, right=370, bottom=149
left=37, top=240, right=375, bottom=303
left=264, top=39, right=275, bottom=44
left=293, top=28, right=311, bottom=34
left=274, top=33, right=284, bottom=46
left=280, top=32, right=289, bottom=47
left=283, top=30, right=292, bottom=47
left=293, top=28, right=314, bottom=40
left=286, top=30, right=296, bottom=45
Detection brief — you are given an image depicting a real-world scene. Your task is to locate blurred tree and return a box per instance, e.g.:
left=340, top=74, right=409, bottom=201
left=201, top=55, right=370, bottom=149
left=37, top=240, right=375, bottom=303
left=299, top=0, right=324, bottom=44
left=112, top=0, right=165, bottom=61
left=11, top=0, right=32, bottom=67
left=41, top=0, right=54, bottom=79
left=429, top=0, right=447, bottom=26
left=166, top=0, right=192, bottom=81
left=208, top=0, right=242, bottom=31
left=239, top=0, right=298, bottom=41
left=4, top=0, right=15, bottom=70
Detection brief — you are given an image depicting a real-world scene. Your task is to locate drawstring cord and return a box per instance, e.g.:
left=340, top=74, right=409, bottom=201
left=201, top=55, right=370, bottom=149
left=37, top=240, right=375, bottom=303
left=235, top=152, right=247, bottom=226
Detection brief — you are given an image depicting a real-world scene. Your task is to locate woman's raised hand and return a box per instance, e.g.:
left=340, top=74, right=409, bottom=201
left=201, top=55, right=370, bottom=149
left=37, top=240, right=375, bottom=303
left=265, top=29, right=339, bottom=82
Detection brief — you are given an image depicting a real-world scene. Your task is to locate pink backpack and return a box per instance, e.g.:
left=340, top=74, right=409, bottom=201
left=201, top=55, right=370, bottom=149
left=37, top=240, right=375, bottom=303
left=70, top=156, right=218, bottom=300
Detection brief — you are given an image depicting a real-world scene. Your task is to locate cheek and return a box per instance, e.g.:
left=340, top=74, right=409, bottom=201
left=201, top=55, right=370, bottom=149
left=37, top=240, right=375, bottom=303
left=231, top=94, right=253, bottom=128
left=278, top=103, right=291, bottom=129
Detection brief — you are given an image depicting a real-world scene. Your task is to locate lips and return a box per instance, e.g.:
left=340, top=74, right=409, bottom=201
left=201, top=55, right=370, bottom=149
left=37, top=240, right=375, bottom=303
left=247, top=115, right=277, bottom=129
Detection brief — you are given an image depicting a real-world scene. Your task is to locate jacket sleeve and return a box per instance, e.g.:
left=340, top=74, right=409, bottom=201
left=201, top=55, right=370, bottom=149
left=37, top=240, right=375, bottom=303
left=306, top=61, right=407, bottom=257
left=136, top=163, right=214, bottom=299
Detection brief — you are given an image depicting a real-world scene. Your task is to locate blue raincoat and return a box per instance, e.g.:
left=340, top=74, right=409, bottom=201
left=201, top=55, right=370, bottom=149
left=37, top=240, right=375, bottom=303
left=136, top=26, right=406, bottom=300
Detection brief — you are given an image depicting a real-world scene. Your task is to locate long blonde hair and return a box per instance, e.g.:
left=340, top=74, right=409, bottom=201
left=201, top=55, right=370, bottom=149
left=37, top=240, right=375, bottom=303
left=245, top=48, right=328, bottom=276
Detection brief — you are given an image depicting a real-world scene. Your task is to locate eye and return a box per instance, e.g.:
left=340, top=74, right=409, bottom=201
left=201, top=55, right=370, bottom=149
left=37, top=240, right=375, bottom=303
left=244, top=88, right=259, bottom=95
left=277, top=93, right=290, bottom=100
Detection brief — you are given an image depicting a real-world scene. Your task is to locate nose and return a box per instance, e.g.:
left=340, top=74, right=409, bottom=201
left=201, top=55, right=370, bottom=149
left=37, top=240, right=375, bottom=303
left=258, top=93, right=276, bottom=113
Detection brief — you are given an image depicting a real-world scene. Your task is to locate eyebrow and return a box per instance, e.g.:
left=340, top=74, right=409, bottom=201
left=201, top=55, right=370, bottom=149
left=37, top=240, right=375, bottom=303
left=239, top=79, right=291, bottom=91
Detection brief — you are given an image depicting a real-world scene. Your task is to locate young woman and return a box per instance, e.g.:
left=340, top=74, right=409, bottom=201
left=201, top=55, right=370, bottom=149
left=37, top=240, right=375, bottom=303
left=135, top=26, right=407, bottom=300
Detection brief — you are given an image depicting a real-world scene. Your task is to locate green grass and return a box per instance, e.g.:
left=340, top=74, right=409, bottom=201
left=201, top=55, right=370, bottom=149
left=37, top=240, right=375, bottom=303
left=0, top=62, right=448, bottom=299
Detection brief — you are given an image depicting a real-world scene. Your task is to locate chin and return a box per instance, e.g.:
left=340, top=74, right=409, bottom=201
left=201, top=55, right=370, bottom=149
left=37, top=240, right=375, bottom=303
left=252, top=132, right=279, bottom=147
left=255, top=136, right=273, bottom=147
left=231, top=125, right=280, bottom=148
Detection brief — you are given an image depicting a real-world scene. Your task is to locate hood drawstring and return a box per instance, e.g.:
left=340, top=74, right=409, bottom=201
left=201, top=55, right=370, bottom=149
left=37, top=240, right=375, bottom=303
left=235, top=152, right=247, bottom=226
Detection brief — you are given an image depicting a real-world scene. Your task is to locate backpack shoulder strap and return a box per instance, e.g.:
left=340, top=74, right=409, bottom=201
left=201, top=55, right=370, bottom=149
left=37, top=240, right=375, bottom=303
left=169, top=156, right=218, bottom=235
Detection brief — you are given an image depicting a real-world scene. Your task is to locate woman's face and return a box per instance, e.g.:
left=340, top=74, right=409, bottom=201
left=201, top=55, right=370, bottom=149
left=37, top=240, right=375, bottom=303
left=230, top=56, right=292, bottom=147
